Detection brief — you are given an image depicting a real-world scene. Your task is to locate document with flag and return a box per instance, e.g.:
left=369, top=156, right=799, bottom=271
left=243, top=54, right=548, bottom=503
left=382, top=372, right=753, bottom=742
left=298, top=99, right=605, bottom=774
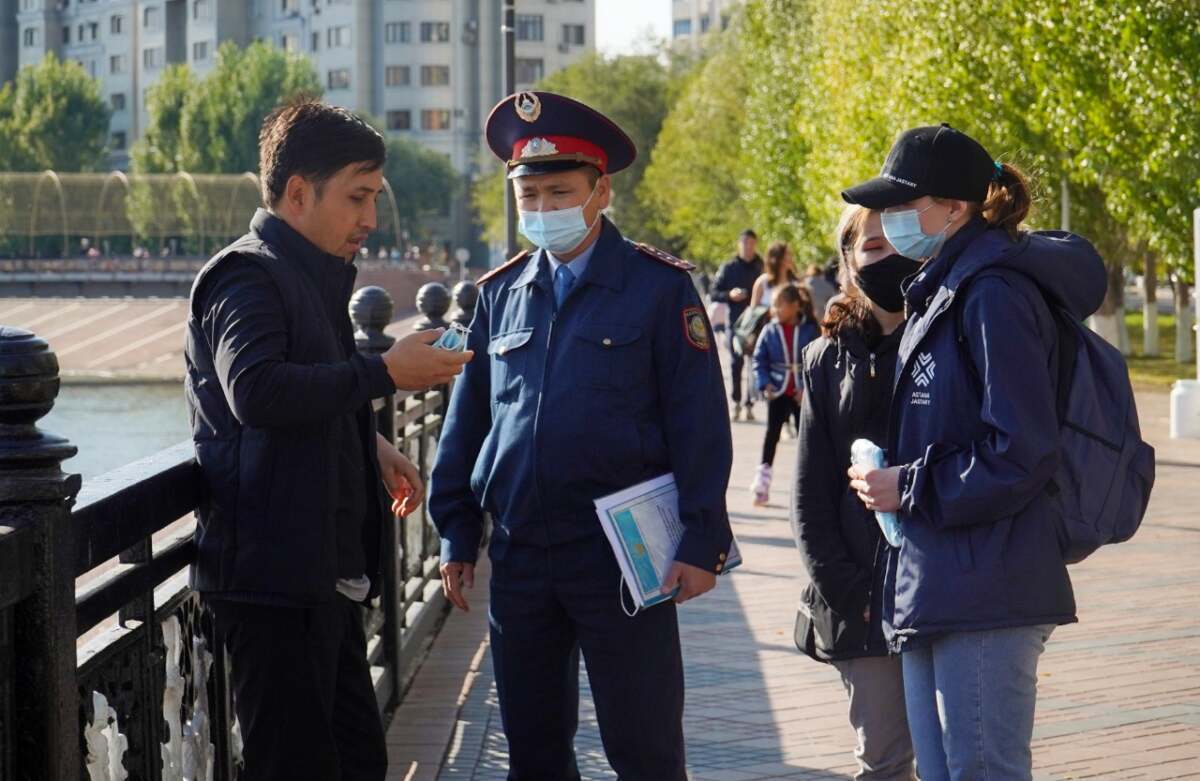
left=594, top=473, right=742, bottom=611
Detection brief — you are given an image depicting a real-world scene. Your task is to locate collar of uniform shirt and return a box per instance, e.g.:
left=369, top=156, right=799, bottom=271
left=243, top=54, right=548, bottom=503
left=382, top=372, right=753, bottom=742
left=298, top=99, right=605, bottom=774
left=546, top=236, right=597, bottom=284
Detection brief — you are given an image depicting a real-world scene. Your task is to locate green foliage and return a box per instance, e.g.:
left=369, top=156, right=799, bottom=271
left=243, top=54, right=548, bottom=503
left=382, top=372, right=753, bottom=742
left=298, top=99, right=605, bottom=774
left=0, top=53, right=111, bottom=172
left=383, top=135, right=460, bottom=236
left=133, top=41, right=321, bottom=175
left=1125, top=311, right=1196, bottom=389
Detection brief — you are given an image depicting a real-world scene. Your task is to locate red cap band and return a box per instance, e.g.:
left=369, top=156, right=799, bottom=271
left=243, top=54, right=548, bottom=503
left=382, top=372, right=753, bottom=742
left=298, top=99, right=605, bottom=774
left=511, top=135, right=608, bottom=173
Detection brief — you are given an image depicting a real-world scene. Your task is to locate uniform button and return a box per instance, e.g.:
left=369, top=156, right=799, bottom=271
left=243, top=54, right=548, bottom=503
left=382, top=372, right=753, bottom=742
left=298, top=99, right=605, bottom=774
left=602, top=337, right=612, bottom=347
left=714, top=563, right=723, bottom=573
left=718, top=553, right=727, bottom=562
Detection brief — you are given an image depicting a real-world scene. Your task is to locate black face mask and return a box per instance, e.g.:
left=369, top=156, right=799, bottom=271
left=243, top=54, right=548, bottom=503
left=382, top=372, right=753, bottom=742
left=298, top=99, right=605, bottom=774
left=854, top=253, right=923, bottom=313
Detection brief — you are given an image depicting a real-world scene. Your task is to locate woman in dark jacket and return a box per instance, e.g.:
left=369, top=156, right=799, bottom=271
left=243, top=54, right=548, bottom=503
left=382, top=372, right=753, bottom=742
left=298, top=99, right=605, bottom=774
left=792, top=206, right=919, bottom=780
left=844, top=125, right=1106, bottom=780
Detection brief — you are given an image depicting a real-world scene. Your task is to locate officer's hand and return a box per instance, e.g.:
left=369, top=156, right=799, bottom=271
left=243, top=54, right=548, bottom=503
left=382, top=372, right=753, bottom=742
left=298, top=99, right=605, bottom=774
left=848, top=464, right=903, bottom=513
left=383, top=330, right=474, bottom=391
left=730, top=287, right=749, bottom=303
left=440, top=561, right=475, bottom=612
left=661, top=561, right=717, bottom=604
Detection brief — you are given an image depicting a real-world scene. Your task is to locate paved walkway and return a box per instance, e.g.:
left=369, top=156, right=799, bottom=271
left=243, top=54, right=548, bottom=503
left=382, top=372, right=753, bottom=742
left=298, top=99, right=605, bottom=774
left=386, top=389, right=1200, bottom=780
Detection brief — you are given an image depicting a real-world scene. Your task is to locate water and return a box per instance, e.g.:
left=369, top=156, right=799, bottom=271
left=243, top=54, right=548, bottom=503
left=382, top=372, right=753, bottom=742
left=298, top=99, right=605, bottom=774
left=43, top=383, right=190, bottom=481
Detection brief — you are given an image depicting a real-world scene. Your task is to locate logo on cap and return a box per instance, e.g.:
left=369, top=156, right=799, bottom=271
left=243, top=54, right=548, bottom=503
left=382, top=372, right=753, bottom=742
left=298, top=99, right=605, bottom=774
left=520, top=137, right=559, bottom=159
left=515, top=92, right=541, bottom=123
left=883, top=172, right=919, bottom=189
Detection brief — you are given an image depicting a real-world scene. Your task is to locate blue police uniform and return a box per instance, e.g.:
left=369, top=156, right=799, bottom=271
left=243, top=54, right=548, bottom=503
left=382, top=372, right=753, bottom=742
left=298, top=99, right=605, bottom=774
left=429, top=91, right=734, bottom=781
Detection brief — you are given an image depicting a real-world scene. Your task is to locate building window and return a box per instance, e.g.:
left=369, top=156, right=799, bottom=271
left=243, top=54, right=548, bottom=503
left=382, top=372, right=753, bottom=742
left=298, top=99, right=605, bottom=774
left=562, top=24, right=585, bottom=46
left=420, top=65, right=450, bottom=87
left=515, top=14, right=543, bottom=42
left=22, top=27, right=39, bottom=47
left=111, top=93, right=126, bottom=111
left=20, top=0, right=38, bottom=12
left=112, top=132, right=127, bottom=150
left=111, top=15, right=124, bottom=35
left=385, top=65, right=410, bottom=86
left=89, top=21, right=98, bottom=40
left=280, top=0, right=299, bottom=11
left=419, top=22, right=449, bottom=43
left=143, top=7, right=160, bottom=30
left=193, top=41, right=209, bottom=60
left=700, top=14, right=711, bottom=33
left=672, top=18, right=692, bottom=37
left=194, top=0, right=210, bottom=19
left=327, top=68, right=351, bottom=90
left=515, top=57, right=543, bottom=85
left=327, top=25, right=351, bottom=48
left=386, top=110, right=411, bottom=131
left=143, top=47, right=164, bottom=69
left=311, top=31, right=319, bottom=51
left=420, top=110, right=450, bottom=131
left=384, top=22, right=410, bottom=44
left=62, top=26, right=70, bottom=45
left=110, top=54, right=127, bottom=73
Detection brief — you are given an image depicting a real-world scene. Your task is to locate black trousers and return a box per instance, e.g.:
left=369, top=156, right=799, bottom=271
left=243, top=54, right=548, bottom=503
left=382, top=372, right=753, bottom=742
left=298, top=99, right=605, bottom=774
left=210, top=595, right=388, bottom=781
left=727, top=330, right=746, bottom=404
left=761, top=394, right=800, bottom=466
left=489, top=534, right=687, bottom=781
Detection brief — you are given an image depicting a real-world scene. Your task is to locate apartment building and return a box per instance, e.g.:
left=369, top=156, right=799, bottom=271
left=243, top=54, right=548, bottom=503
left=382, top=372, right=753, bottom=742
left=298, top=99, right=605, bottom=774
left=671, top=0, right=737, bottom=41
left=4, top=0, right=596, bottom=178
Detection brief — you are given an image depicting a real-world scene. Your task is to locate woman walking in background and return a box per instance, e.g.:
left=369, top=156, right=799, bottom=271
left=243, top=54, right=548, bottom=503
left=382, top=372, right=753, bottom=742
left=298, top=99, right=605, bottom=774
left=792, top=205, right=917, bottom=780
left=750, top=241, right=799, bottom=308
left=750, top=284, right=818, bottom=506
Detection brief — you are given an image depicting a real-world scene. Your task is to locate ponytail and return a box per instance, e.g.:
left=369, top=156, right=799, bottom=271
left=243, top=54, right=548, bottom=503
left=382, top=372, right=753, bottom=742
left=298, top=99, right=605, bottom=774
left=981, top=162, right=1032, bottom=238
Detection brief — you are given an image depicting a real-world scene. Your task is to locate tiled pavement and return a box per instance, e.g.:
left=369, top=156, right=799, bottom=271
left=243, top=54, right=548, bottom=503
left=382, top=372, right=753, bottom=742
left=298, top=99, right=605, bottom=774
left=386, top=388, right=1200, bottom=780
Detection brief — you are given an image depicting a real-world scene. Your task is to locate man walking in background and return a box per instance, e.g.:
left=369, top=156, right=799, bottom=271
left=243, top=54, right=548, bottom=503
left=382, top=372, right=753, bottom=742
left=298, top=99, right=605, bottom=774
left=711, top=229, right=763, bottom=420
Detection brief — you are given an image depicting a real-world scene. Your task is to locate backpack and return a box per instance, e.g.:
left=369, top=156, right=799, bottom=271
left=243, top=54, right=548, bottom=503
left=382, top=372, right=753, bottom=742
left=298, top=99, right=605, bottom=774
left=732, top=303, right=770, bottom=357
left=956, top=271, right=1155, bottom=564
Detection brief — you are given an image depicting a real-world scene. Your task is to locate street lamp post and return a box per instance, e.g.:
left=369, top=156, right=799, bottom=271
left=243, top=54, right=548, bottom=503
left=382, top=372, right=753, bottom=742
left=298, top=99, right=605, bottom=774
left=502, top=0, right=518, bottom=257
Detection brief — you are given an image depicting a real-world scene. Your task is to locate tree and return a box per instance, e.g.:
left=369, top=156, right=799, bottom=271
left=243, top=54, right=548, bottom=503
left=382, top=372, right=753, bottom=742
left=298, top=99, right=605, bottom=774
left=383, top=135, right=460, bottom=241
left=132, top=41, right=321, bottom=175
left=0, top=53, right=111, bottom=172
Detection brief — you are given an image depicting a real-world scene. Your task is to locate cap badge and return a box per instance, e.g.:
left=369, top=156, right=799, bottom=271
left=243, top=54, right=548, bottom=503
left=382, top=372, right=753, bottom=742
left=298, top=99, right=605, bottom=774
left=515, top=92, right=541, bottom=123
left=520, top=137, right=559, bottom=159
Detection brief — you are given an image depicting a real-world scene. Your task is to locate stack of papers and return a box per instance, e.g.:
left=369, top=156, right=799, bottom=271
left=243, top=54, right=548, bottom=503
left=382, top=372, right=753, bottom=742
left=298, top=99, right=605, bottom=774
left=594, top=473, right=742, bottom=611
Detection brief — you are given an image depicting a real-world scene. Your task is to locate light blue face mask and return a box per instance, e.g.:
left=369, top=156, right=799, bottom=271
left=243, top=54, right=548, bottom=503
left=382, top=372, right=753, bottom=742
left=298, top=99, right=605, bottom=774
left=518, top=185, right=600, bottom=255
left=881, top=203, right=951, bottom=260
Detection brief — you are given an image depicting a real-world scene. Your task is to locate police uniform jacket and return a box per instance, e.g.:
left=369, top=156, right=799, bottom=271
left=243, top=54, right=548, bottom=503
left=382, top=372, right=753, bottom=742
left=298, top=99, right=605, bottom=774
left=429, top=218, right=734, bottom=574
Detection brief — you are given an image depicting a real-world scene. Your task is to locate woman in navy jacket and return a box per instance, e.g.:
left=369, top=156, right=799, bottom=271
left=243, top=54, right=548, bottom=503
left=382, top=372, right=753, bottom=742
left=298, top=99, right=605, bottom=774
left=842, top=125, right=1106, bottom=780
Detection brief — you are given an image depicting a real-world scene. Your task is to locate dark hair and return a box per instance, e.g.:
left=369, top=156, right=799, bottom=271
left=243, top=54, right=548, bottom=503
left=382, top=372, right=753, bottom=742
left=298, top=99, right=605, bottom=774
left=774, top=283, right=815, bottom=324
left=822, top=205, right=882, bottom=342
left=258, top=100, right=386, bottom=207
left=739, top=229, right=758, bottom=239
left=764, top=242, right=795, bottom=286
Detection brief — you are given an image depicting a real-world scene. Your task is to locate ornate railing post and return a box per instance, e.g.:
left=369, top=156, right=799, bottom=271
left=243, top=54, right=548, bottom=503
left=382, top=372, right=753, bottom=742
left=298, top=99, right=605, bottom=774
left=449, top=281, right=479, bottom=329
left=0, top=327, right=82, bottom=780
left=350, top=286, right=403, bottom=711
left=413, top=282, right=450, bottom=333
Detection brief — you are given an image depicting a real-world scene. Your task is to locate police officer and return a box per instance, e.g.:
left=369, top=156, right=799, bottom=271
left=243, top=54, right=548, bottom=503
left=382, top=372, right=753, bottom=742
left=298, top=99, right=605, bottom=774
left=429, top=91, right=734, bottom=781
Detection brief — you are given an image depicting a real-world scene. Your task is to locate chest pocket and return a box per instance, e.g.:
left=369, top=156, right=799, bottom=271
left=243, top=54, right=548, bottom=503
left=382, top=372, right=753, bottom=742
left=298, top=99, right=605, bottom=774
left=572, top=323, right=644, bottom=391
left=488, top=327, right=535, bottom=402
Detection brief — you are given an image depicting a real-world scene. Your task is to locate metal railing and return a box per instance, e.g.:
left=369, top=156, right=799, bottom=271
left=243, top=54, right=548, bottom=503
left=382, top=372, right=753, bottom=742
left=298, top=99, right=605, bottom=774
left=0, top=285, right=454, bottom=780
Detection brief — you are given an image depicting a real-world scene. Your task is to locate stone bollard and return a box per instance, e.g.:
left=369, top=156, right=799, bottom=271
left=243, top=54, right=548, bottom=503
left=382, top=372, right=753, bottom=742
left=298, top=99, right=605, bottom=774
left=0, top=326, right=82, bottom=780
left=449, top=281, right=479, bottom=329
left=413, top=282, right=451, bottom=333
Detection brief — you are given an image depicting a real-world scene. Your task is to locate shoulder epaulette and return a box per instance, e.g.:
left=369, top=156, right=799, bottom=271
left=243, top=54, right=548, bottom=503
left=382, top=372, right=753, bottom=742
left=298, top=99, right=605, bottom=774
left=477, top=250, right=531, bottom=286
left=634, top=242, right=696, bottom=272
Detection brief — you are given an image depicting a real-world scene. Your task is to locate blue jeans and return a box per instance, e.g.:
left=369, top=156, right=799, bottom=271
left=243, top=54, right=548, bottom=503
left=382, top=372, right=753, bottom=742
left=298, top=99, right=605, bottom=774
left=901, top=624, right=1054, bottom=781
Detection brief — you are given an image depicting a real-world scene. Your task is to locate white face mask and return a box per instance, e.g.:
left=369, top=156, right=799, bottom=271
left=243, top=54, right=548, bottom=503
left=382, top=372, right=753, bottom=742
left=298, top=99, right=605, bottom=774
left=517, top=185, right=601, bottom=255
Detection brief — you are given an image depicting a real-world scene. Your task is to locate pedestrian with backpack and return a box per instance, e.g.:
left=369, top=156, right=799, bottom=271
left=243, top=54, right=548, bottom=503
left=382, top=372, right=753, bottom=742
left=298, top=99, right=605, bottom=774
left=842, top=124, right=1151, bottom=780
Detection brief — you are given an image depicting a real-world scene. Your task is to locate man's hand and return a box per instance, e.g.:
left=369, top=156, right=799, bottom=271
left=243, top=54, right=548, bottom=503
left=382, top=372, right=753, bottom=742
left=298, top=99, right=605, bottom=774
left=382, top=330, right=473, bottom=391
left=730, top=287, right=749, bottom=303
left=848, top=464, right=903, bottom=514
left=440, top=561, right=475, bottom=612
left=661, top=561, right=717, bottom=604
left=376, top=433, right=423, bottom=516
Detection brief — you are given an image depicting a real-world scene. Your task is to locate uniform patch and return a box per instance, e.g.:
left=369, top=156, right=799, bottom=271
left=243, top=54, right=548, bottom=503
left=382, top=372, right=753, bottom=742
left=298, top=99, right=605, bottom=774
left=683, top=307, right=711, bottom=351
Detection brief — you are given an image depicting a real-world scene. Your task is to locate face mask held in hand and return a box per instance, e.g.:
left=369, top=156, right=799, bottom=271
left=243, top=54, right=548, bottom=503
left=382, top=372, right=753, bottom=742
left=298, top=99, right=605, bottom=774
left=854, top=253, right=923, bottom=313
left=881, top=203, right=952, bottom=260
left=517, top=185, right=601, bottom=255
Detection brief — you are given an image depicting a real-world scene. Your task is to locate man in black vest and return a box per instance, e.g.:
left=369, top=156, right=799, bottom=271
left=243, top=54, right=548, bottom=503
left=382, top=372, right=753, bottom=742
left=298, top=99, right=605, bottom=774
left=710, top=229, right=763, bottom=420
left=184, top=101, right=472, bottom=780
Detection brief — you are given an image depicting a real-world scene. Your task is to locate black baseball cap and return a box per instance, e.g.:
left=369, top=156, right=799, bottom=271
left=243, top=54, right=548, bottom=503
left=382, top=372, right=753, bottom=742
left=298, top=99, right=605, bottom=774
left=842, top=124, right=997, bottom=209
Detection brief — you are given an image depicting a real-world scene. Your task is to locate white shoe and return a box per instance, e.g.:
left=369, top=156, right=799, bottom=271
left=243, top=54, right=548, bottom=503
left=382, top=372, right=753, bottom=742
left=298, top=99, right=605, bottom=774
left=750, top=463, right=772, bottom=506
